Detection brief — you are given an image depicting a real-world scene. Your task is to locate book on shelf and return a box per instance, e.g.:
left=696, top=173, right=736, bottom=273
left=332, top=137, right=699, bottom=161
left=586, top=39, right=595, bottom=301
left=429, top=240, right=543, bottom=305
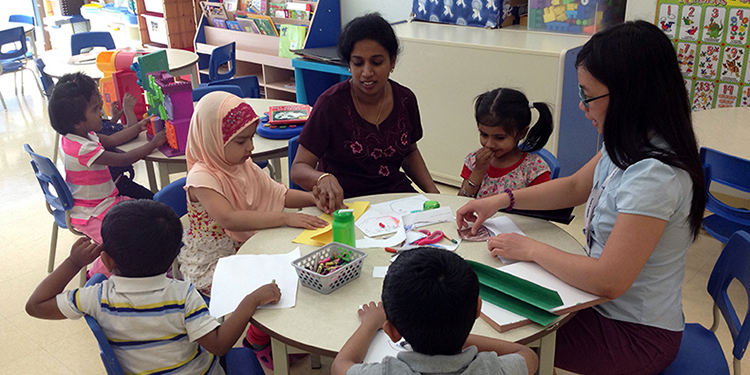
left=226, top=20, right=242, bottom=31
left=224, top=0, right=238, bottom=12
left=244, top=13, right=278, bottom=36
left=212, top=18, right=228, bottom=28
left=201, top=1, right=233, bottom=21
left=268, top=1, right=285, bottom=16
left=268, top=105, right=311, bottom=125
left=278, top=24, right=308, bottom=58
left=236, top=18, right=261, bottom=33
left=251, top=0, right=267, bottom=15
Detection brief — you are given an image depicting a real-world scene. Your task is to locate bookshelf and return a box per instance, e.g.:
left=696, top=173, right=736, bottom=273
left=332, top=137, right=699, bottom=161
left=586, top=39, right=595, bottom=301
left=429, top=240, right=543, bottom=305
left=193, top=0, right=340, bottom=101
left=134, top=0, right=197, bottom=49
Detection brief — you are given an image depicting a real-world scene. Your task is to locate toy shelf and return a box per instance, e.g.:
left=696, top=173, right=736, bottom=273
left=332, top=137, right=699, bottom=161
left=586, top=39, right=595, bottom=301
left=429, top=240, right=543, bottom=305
left=193, top=0, right=340, bottom=101
left=134, top=0, right=196, bottom=49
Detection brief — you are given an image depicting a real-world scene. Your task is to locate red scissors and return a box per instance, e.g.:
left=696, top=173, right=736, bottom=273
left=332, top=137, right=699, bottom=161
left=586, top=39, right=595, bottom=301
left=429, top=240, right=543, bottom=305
left=414, top=230, right=445, bottom=246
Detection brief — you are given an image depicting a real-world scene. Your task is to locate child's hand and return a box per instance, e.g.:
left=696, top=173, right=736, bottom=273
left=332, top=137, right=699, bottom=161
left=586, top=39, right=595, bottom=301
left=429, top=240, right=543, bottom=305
left=250, top=283, right=281, bottom=306
left=110, top=101, right=123, bottom=120
left=474, top=147, right=494, bottom=171
left=284, top=212, right=328, bottom=229
left=122, top=93, right=136, bottom=112
left=69, top=237, right=103, bottom=269
left=150, top=130, right=168, bottom=147
left=136, top=116, right=153, bottom=132
left=358, top=301, right=386, bottom=331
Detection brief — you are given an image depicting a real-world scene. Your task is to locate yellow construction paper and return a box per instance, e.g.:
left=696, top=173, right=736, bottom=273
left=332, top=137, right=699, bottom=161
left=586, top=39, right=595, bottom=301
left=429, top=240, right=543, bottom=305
left=292, top=201, right=370, bottom=246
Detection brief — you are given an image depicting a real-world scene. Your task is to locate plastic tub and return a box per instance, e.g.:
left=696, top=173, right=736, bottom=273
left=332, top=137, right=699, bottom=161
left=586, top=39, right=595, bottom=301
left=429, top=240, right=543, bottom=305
left=291, top=243, right=367, bottom=294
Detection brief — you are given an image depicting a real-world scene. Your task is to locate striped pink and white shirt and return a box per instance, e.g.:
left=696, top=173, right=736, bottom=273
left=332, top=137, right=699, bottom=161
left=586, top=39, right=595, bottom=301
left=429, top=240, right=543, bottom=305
left=62, top=132, right=119, bottom=225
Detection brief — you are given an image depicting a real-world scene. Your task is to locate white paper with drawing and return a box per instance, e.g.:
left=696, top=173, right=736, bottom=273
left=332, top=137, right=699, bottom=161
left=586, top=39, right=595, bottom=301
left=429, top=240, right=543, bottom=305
left=363, top=330, right=413, bottom=363
left=355, top=195, right=429, bottom=237
left=208, top=248, right=300, bottom=317
left=482, top=216, right=525, bottom=263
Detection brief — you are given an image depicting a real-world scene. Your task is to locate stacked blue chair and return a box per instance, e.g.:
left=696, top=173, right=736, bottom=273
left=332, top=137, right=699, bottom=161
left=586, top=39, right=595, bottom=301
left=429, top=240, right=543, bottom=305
left=8, top=14, right=34, bottom=59
left=658, top=230, right=750, bottom=375
left=84, top=273, right=266, bottom=375
left=23, top=144, right=87, bottom=286
left=701, top=147, right=750, bottom=243
left=208, top=76, right=260, bottom=98
left=199, top=42, right=236, bottom=84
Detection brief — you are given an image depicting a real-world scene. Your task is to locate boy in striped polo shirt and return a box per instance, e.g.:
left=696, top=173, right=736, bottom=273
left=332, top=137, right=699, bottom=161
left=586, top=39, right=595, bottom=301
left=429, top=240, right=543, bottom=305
left=26, top=200, right=281, bottom=374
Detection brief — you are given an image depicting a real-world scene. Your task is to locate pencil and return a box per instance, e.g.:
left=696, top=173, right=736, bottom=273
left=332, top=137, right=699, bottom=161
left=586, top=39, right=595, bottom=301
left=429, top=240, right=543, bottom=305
left=271, top=279, right=276, bottom=284
left=443, top=234, right=458, bottom=244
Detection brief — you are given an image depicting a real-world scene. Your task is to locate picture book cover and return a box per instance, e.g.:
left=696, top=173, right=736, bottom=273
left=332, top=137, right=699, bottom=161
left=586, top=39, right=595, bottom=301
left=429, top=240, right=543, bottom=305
left=212, top=18, right=228, bottom=28
left=268, top=105, right=311, bottom=124
left=226, top=20, right=242, bottom=31
left=278, top=24, right=308, bottom=58
left=247, top=13, right=278, bottom=36
left=237, top=18, right=261, bottom=33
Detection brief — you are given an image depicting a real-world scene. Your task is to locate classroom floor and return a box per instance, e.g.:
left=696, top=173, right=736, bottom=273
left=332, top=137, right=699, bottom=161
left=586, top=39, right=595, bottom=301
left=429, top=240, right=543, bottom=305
left=0, top=71, right=746, bottom=375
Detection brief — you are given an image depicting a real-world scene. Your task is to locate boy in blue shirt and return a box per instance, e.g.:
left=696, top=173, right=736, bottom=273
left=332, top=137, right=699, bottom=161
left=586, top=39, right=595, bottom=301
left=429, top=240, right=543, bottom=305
left=332, top=247, right=538, bottom=375
left=26, top=199, right=280, bottom=374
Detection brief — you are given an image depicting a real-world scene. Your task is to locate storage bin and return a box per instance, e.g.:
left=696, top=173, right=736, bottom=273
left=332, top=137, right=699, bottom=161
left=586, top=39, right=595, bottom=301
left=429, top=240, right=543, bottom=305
left=291, top=243, right=367, bottom=294
left=143, top=0, right=165, bottom=14
left=526, top=0, right=625, bottom=34
left=142, top=13, right=168, bottom=45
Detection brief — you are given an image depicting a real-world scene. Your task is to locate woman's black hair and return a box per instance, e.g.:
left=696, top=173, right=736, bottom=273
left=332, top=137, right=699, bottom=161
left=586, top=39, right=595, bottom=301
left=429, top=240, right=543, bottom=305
left=474, top=88, right=553, bottom=152
left=337, top=13, right=400, bottom=65
left=576, top=20, right=705, bottom=238
left=48, top=72, right=99, bottom=135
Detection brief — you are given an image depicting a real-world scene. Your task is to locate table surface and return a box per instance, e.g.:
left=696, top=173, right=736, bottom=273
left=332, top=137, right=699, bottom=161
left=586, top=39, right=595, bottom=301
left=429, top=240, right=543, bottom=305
left=42, top=48, right=198, bottom=80
left=692, top=107, right=750, bottom=160
left=238, top=193, right=585, bottom=357
left=0, top=22, right=34, bottom=33
left=117, top=98, right=293, bottom=163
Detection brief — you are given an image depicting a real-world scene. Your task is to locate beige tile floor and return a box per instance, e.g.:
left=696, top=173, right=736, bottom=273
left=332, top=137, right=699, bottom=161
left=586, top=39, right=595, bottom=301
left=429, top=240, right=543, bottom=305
left=0, top=72, right=746, bottom=374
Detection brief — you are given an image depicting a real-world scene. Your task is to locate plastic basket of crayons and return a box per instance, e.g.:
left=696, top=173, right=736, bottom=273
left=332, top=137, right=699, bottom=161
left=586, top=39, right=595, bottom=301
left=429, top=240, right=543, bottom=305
left=291, top=242, right=368, bottom=294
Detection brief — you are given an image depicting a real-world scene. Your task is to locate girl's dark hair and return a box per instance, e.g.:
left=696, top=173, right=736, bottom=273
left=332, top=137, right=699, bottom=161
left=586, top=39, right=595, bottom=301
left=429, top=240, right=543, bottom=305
left=576, top=20, right=705, bottom=238
left=338, top=13, right=400, bottom=65
left=48, top=73, right=99, bottom=135
left=474, top=88, right=553, bottom=152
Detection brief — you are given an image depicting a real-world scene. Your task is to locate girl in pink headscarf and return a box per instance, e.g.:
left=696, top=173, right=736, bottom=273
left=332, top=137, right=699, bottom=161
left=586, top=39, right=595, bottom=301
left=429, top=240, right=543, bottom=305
left=180, top=92, right=326, bottom=296
left=180, top=92, right=326, bottom=369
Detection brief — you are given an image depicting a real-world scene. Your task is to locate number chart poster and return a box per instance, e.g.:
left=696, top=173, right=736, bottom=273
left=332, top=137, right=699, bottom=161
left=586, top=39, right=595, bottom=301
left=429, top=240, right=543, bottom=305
left=656, top=0, right=750, bottom=111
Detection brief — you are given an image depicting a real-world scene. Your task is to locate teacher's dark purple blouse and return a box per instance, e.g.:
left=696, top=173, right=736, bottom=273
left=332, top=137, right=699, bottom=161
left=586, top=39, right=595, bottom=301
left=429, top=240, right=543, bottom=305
left=298, top=79, right=422, bottom=198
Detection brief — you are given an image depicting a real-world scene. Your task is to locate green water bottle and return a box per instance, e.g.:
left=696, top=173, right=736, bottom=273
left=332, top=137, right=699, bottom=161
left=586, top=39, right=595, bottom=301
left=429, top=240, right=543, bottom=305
left=332, top=209, right=356, bottom=248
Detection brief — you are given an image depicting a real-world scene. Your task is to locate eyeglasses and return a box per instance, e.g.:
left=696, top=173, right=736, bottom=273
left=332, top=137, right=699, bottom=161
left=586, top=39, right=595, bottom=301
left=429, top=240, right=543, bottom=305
left=578, top=84, right=609, bottom=109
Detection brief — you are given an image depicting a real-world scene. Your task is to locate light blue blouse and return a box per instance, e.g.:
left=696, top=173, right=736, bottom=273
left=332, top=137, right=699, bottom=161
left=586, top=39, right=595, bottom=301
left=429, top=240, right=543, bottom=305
left=589, top=144, right=694, bottom=331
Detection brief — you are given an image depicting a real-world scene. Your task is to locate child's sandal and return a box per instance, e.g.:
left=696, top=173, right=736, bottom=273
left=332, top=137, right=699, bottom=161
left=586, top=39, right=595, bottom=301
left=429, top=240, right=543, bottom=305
left=243, top=338, right=273, bottom=370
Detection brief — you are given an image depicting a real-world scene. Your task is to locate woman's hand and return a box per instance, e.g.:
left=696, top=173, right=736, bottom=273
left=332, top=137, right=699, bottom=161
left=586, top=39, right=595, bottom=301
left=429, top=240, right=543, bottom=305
left=312, top=175, right=346, bottom=214
left=455, top=195, right=507, bottom=234
left=285, top=212, right=328, bottom=229
left=487, top=233, right=547, bottom=263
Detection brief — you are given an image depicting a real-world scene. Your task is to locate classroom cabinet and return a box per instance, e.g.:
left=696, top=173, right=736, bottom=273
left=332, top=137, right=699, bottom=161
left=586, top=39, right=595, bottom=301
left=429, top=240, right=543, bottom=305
left=134, top=0, right=196, bottom=49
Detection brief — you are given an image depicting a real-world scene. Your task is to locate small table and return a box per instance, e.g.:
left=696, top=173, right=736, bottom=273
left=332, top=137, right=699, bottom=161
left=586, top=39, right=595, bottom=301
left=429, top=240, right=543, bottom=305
left=238, top=193, right=586, bottom=375
left=117, top=98, right=295, bottom=191
left=42, top=48, right=199, bottom=88
left=692, top=107, right=750, bottom=159
left=0, top=22, right=37, bottom=58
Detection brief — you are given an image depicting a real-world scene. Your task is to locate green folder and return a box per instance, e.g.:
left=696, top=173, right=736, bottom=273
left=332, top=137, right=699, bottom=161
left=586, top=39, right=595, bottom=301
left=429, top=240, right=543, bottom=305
left=468, top=260, right=563, bottom=326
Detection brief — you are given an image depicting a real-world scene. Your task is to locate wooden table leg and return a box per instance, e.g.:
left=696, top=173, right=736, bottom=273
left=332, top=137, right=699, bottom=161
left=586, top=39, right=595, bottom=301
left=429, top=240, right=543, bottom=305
left=189, top=64, right=199, bottom=89
left=271, top=337, right=290, bottom=375
left=537, top=330, right=557, bottom=375
left=270, top=157, right=282, bottom=182
left=145, top=161, right=158, bottom=193
left=158, top=162, right=171, bottom=192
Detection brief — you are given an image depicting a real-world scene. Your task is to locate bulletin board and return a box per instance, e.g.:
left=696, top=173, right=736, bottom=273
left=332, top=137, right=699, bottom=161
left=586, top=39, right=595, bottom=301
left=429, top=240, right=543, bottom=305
left=656, top=0, right=750, bottom=111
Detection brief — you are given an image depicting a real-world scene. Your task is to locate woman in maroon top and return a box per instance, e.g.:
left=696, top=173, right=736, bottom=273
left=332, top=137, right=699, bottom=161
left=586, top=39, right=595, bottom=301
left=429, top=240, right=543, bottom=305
left=290, top=13, right=440, bottom=213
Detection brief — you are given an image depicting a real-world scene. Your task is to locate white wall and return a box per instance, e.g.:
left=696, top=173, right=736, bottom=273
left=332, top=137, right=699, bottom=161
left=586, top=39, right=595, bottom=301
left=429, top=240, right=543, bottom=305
left=341, top=0, right=413, bottom=25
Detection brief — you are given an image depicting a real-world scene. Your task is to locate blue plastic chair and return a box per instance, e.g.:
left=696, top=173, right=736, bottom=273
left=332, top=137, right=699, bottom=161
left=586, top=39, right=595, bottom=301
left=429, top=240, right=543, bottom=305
left=288, top=135, right=303, bottom=190
left=0, top=26, right=43, bottom=99
left=701, top=147, right=750, bottom=243
left=208, top=76, right=260, bottom=98
left=23, top=144, right=87, bottom=284
left=530, top=148, right=560, bottom=179
left=658, top=230, right=750, bottom=375
left=8, top=14, right=34, bottom=58
left=154, top=177, right=188, bottom=217
left=84, top=273, right=265, bottom=375
left=70, top=31, right=116, bottom=56
left=192, top=85, right=243, bottom=102
left=33, top=58, right=54, bottom=98
left=207, top=42, right=236, bottom=83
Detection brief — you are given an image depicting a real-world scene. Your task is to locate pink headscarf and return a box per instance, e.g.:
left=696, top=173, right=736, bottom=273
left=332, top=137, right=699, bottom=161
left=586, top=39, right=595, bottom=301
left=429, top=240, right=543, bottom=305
left=185, top=91, right=287, bottom=242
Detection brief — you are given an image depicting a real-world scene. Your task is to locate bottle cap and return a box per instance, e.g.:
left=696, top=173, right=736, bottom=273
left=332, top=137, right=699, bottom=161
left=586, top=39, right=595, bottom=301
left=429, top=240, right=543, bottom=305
left=423, top=200, right=440, bottom=211
left=333, top=209, right=354, bottom=221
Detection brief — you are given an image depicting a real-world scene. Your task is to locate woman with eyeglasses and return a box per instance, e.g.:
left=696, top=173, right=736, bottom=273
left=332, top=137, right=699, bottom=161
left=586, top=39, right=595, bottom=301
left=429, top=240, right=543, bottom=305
left=456, top=21, right=705, bottom=374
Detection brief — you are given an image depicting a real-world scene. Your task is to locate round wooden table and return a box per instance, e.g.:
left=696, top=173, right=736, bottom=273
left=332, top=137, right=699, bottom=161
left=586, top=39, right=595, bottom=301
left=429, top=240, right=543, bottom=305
left=692, top=107, right=750, bottom=159
left=42, top=48, right=199, bottom=88
left=238, top=193, right=585, bottom=375
left=117, top=98, right=294, bottom=191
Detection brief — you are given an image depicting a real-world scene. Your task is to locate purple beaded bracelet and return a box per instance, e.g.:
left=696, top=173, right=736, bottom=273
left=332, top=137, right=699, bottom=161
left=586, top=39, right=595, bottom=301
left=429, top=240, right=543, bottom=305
left=504, top=188, right=515, bottom=211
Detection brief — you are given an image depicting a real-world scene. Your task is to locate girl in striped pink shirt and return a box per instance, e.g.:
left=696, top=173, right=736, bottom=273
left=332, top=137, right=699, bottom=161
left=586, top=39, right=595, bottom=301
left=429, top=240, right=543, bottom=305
left=49, top=73, right=166, bottom=245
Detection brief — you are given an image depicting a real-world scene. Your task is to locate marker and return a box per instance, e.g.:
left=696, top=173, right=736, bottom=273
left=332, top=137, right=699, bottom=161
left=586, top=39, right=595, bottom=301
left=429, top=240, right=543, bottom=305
left=379, top=222, right=385, bottom=228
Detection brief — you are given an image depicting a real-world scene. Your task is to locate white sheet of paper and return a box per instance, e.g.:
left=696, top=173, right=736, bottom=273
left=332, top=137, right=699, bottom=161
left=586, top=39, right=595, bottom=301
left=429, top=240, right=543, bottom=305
left=402, top=206, right=454, bottom=230
left=355, top=195, right=429, bottom=237
left=482, top=216, right=525, bottom=264
left=481, top=298, right=526, bottom=327
left=357, top=225, right=406, bottom=248
left=497, top=261, right=601, bottom=312
left=372, top=266, right=389, bottom=278
left=209, top=248, right=301, bottom=317
left=363, top=330, right=412, bottom=363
